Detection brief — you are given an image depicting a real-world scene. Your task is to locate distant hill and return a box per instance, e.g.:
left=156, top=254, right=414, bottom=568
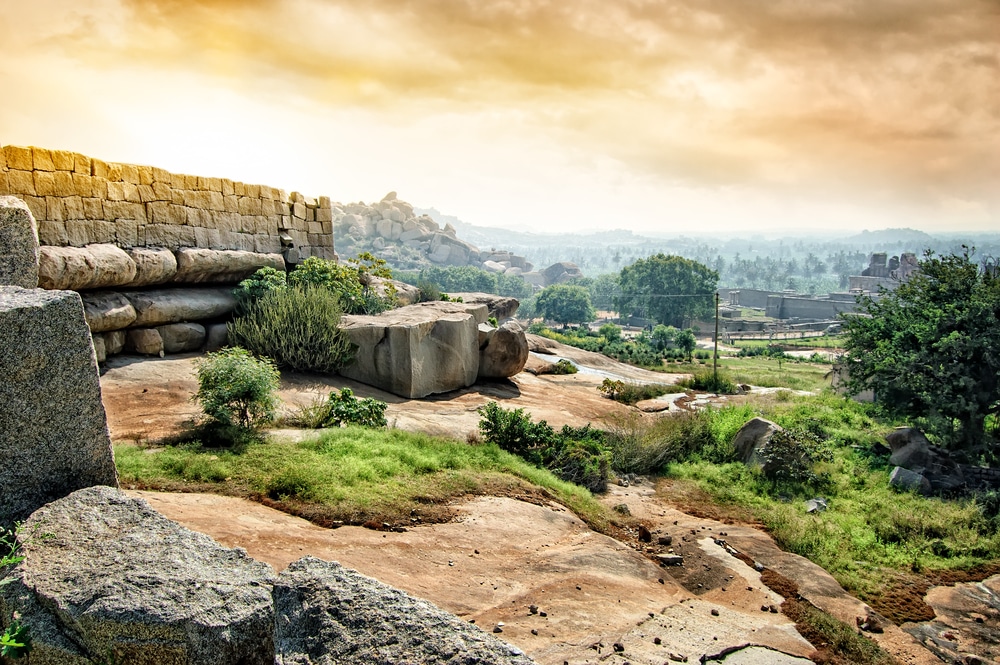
left=844, top=228, right=938, bottom=246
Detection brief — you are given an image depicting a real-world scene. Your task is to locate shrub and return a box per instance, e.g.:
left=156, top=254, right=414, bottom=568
left=551, top=359, right=578, bottom=375
left=599, top=380, right=686, bottom=405
left=288, top=254, right=394, bottom=315
left=757, top=428, right=832, bottom=486
left=416, top=279, right=441, bottom=303
left=233, top=266, right=287, bottom=315
left=195, top=347, right=280, bottom=434
left=228, top=285, right=356, bottom=374
left=477, top=401, right=555, bottom=455
left=322, top=388, right=388, bottom=428
left=678, top=370, right=738, bottom=395
left=542, top=439, right=610, bottom=494
left=605, top=410, right=717, bottom=475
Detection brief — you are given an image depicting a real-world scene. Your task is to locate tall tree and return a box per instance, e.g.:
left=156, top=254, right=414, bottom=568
left=535, top=284, right=596, bottom=327
left=616, top=254, right=718, bottom=327
left=841, top=249, right=1000, bottom=458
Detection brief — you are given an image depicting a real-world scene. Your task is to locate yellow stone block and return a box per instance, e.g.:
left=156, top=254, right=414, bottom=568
left=121, top=163, right=140, bottom=184
left=52, top=171, right=76, bottom=197
left=169, top=204, right=187, bottom=225
left=91, top=158, right=108, bottom=179
left=22, top=196, right=46, bottom=221
left=124, top=182, right=141, bottom=203
left=46, top=196, right=64, bottom=222
left=4, top=146, right=33, bottom=171
left=51, top=150, right=75, bottom=171
left=171, top=189, right=184, bottom=205
left=233, top=181, right=246, bottom=196
left=83, top=198, right=103, bottom=220
left=33, top=171, right=56, bottom=196
left=137, top=184, right=156, bottom=203
left=73, top=153, right=90, bottom=175
left=72, top=173, right=93, bottom=197
left=91, top=176, right=108, bottom=199
left=32, top=147, right=55, bottom=171
left=152, top=182, right=172, bottom=201
left=146, top=201, right=170, bottom=224
left=107, top=163, right=123, bottom=182
left=221, top=178, right=234, bottom=196
left=0, top=172, right=8, bottom=196
left=207, top=177, right=222, bottom=192
left=106, top=181, right=125, bottom=201
left=224, top=195, right=238, bottom=213
left=152, top=167, right=170, bottom=183
left=8, top=169, right=35, bottom=195
left=137, top=165, right=153, bottom=186
left=64, top=196, right=85, bottom=220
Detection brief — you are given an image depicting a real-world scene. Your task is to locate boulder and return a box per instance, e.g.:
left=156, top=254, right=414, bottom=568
left=733, top=417, right=783, bottom=466
left=889, top=466, right=932, bottom=495
left=886, top=427, right=965, bottom=493
left=886, top=427, right=933, bottom=453
left=92, top=332, right=107, bottom=363
left=127, top=328, right=164, bottom=356
left=542, top=261, right=584, bottom=286
left=104, top=329, right=126, bottom=355
left=479, top=321, right=529, bottom=379
left=126, top=247, right=178, bottom=286
left=483, top=260, right=506, bottom=273
left=273, top=556, right=534, bottom=665
left=339, top=301, right=488, bottom=398
left=451, top=292, right=521, bottom=321
left=37, top=243, right=138, bottom=290
left=124, top=287, right=237, bottom=326
left=171, top=248, right=284, bottom=284
left=81, top=291, right=137, bottom=332
left=158, top=322, right=207, bottom=353
left=204, top=322, right=229, bottom=351
left=0, top=196, right=39, bottom=288
left=0, top=486, right=275, bottom=665
left=0, top=287, right=117, bottom=527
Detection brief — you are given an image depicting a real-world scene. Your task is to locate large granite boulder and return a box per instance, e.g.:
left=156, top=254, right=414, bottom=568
left=0, top=196, right=39, bottom=288
left=339, top=301, right=488, bottom=398
left=172, top=248, right=284, bottom=284
left=37, top=243, right=138, bottom=290
left=478, top=321, right=529, bottom=379
left=81, top=291, right=137, bottom=332
left=158, top=322, right=207, bottom=353
left=733, top=417, right=783, bottom=466
left=886, top=427, right=965, bottom=493
left=541, top=261, right=584, bottom=286
left=124, top=287, right=237, bottom=326
left=0, top=287, right=117, bottom=528
left=0, top=486, right=275, bottom=665
left=452, top=292, right=521, bottom=321
left=273, top=556, right=534, bottom=665
left=126, top=247, right=178, bottom=287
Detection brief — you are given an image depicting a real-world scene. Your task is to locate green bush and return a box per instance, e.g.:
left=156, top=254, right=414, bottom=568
left=605, top=410, right=718, bottom=475
left=677, top=370, right=738, bottom=395
left=757, top=428, right=832, bottom=487
left=195, top=347, right=280, bottom=434
left=288, top=254, right=395, bottom=315
left=551, top=359, right=578, bottom=375
left=599, top=379, right=686, bottom=405
left=322, top=388, right=388, bottom=428
left=228, top=286, right=356, bottom=374
left=233, top=266, right=287, bottom=315
left=477, top=401, right=555, bottom=455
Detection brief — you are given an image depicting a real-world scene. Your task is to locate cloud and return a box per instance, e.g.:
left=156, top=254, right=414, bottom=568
left=7, top=0, right=1000, bottom=217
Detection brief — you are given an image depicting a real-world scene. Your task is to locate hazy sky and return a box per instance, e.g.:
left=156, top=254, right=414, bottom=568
left=3, top=0, right=998, bottom=235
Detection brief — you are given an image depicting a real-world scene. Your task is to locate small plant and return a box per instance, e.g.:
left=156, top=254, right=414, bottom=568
left=195, top=347, right=280, bottom=439
left=229, top=285, right=356, bottom=374
left=551, top=359, right=578, bottom=375
left=677, top=370, right=738, bottom=395
left=757, top=428, right=832, bottom=486
left=599, top=378, right=625, bottom=400
left=322, top=388, right=388, bottom=428
left=488, top=316, right=499, bottom=328
left=1, top=525, right=31, bottom=660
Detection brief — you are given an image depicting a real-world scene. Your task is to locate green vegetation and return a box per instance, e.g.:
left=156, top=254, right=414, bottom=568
left=1, top=525, right=31, bottom=659
left=477, top=402, right=610, bottom=493
left=195, top=348, right=280, bottom=444
left=677, top=370, right=738, bottom=395
left=289, top=253, right=396, bottom=315
left=229, top=286, right=356, bottom=374
left=671, top=355, right=834, bottom=392
left=842, top=249, right=1000, bottom=459
left=550, top=359, right=578, bottom=375
left=661, top=393, right=1000, bottom=612
left=535, top=284, right=596, bottom=326
left=598, top=378, right=686, bottom=405
left=114, top=428, right=611, bottom=531
left=395, top=265, right=532, bottom=299
left=530, top=324, right=698, bottom=369
left=617, top=254, right=717, bottom=327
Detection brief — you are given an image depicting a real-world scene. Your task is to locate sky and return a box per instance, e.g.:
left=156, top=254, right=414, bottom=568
left=2, top=0, right=998, bottom=236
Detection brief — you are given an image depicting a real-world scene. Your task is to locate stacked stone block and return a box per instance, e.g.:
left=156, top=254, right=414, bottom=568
left=0, top=145, right=335, bottom=261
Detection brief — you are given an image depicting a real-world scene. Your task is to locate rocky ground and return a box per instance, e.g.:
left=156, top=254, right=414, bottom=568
left=101, top=340, right=999, bottom=665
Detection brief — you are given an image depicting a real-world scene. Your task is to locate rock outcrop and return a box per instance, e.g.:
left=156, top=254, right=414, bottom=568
left=733, top=417, right=783, bottom=466
left=81, top=291, right=137, bottom=332
left=0, top=287, right=117, bottom=527
left=452, top=291, right=521, bottom=321
left=0, top=195, right=39, bottom=288
left=339, top=301, right=488, bottom=398
left=0, top=487, right=276, bottom=665
left=37, top=243, right=138, bottom=290
left=273, top=557, right=535, bottom=665
left=172, top=248, right=284, bottom=284
left=125, top=287, right=237, bottom=327
left=886, top=427, right=966, bottom=494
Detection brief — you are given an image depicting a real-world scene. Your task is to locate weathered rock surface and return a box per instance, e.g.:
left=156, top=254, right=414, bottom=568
left=274, top=556, right=535, bottom=665
left=37, top=243, right=138, bottom=290
left=886, top=427, right=965, bottom=493
left=478, top=321, right=529, bottom=379
left=125, top=287, right=237, bottom=326
left=0, top=486, right=275, bottom=665
left=0, top=196, right=40, bottom=288
left=733, top=417, right=783, bottom=466
left=452, top=292, right=521, bottom=321
left=158, top=322, right=207, bottom=353
left=541, top=261, right=584, bottom=286
left=127, top=247, right=178, bottom=286
left=127, top=327, right=165, bottom=356
left=889, top=466, right=932, bottom=495
left=172, top=248, right=284, bottom=284
left=81, top=290, right=137, bottom=332
left=0, top=287, right=117, bottom=527
left=340, top=301, right=488, bottom=398
left=204, top=322, right=229, bottom=351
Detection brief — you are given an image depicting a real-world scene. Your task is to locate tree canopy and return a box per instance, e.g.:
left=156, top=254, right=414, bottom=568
left=536, top=284, right=596, bottom=326
left=616, top=254, right=717, bottom=327
left=841, top=249, right=1000, bottom=459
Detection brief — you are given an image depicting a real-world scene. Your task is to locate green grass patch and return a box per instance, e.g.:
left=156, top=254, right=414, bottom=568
left=115, top=427, right=612, bottom=531
left=663, top=392, right=1000, bottom=617
left=672, top=356, right=833, bottom=392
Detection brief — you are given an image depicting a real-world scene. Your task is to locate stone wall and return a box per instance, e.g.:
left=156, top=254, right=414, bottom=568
left=0, top=144, right=334, bottom=262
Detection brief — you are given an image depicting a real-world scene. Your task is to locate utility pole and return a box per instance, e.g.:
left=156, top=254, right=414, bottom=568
left=713, top=291, right=720, bottom=382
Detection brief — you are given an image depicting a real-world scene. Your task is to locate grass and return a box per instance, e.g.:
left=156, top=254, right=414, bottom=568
left=734, top=335, right=845, bottom=350
left=115, top=426, right=613, bottom=532
left=662, top=392, right=1000, bottom=621
left=669, top=355, right=833, bottom=392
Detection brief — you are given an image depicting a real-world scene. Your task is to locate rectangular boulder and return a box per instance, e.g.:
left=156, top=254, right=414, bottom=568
left=0, top=196, right=40, bottom=288
left=0, top=287, right=117, bottom=528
